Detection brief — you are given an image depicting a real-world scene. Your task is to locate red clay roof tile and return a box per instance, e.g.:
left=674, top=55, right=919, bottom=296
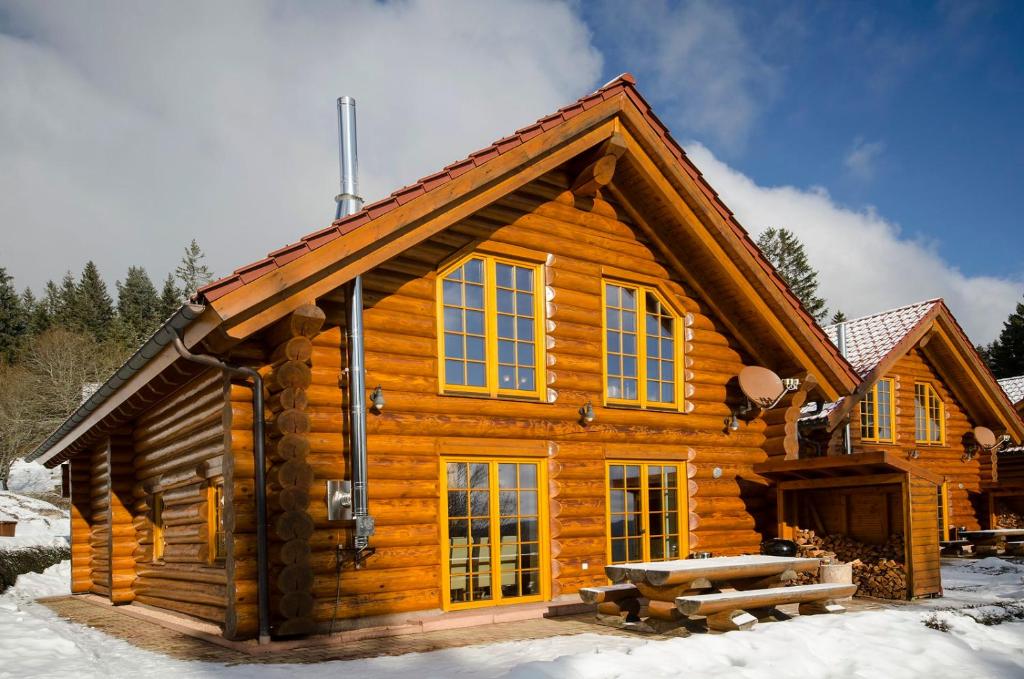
left=235, top=257, right=276, bottom=283
left=269, top=242, right=310, bottom=267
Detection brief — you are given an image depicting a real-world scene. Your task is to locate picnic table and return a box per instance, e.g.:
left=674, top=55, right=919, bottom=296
left=959, top=529, right=1024, bottom=556
left=581, top=555, right=856, bottom=633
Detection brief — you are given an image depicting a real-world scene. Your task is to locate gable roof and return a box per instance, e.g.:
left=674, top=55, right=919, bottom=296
left=806, top=299, right=1024, bottom=441
left=999, top=375, right=1024, bottom=407
left=823, top=300, right=938, bottom=376
left=29, top=73, right=862, bottom=467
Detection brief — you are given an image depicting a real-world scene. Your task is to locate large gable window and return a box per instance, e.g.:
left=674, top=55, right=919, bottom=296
left=603, top=281, right=681, bottom=410
left=860, top=378, right=895, bottom=443
left=915, top=382, right=944, bottom=445
left=438, top=254, right=545, bottom=399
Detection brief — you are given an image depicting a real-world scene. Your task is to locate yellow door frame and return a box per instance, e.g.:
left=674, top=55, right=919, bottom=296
left=439, top=456, right=551, bottom=611
left=605, top=460, right=689, bottom=564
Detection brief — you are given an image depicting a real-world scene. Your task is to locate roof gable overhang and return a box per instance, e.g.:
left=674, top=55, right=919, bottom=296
left=201, top=79, right=859, bottom=401
left=826, top=301, right=1024, bottom=441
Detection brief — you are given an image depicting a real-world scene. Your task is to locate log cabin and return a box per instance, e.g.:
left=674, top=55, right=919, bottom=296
left=992, top=376, right=1024, bottom=525
left=25, top=74, right=871, bottom=641
left=791, top=300, right=1024, bottom=590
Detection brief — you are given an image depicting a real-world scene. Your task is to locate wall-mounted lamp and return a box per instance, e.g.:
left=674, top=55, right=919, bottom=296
left=908, top=449, right=920, bottom=460
left=725, top=413, right=740, bottom=432
left=579, top=401, right=595, bottom=425
left=370, top=385, right=385, bottom=412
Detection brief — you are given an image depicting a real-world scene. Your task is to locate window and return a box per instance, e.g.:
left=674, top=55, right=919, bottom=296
left=152, top=492, right=165, bottom=562
left=438, top=254, right=545, bottom=399
left=208, top=480, right=226, bottom=563
left=860, top=378, right=895, bottom=443
left=603, top=282, right=682, bottom=409
left=937, top=482, right=950, bottom=543
left=607, top=462, right=687, bottom=564
left=915, top=383, right=945, bottom=445
left=441, top=457, right=547, bottom=609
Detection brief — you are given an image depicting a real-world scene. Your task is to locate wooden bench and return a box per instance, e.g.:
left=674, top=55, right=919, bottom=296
left=1006, top=541, right=1024, bottom=556
left=676, top=583, right=858, bottom=631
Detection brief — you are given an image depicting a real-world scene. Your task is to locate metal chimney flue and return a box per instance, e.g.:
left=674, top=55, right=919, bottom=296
left=335, top=96, right=363, bottom=219
left=837, top=322, right=853, bottom=455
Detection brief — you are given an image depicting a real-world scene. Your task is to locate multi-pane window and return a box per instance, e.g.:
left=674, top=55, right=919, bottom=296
left=603, top=282, right=681, bottom=409
left=860, top=378, right=895, bottom=443
left=208, top=480, right=226, bottom=563
left=607, top=462, right=685, bottom=564
left=152, top=492, right=165, bottom=562
left=442, top=458, right=545, bottom=609
left=439, top=255, right=544, bottom=399
left=937, top=482, right=950, bottom=543
left=915, top=383, right=944, bottom=445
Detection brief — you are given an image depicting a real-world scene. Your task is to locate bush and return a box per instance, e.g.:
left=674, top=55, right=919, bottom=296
left=0, top=544, right=70, bottom=592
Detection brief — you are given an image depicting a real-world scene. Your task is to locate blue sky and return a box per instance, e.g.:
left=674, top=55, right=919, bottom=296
left=1, top=0, right=1021, bottom=341
left=585, top=0, right=1024, bottom=280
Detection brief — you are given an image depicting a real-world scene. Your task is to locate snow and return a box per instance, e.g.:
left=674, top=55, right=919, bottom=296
left=0, top=559, right=1022, bottom=678
left=6, top=459, right=60, bottom=494
left=0, top=491, right=70, bottom=551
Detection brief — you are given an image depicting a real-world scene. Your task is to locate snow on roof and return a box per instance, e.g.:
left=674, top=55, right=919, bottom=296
left=823, top=300, right=939, bottom=376
left=799, top=399, right=842, bottom=425
left=998, top=375, right=1024, bottom=405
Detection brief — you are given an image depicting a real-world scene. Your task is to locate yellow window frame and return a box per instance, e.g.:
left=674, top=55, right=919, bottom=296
left=439, top=456, right=550, bottom=611
left=860, top=378, right=896, bottom=443
left=600, top=280, right=684, bottom=411
left=436, top=253, right=547, bottom=400
left=207, top=479, right=226, bottom=564
left=605, top=460, right=689, bottom=564
left=152, top=492, right=165, bottom=562
left=937, top=481, right=950, bottom=543
left=914, top=382, right=945, bottom=445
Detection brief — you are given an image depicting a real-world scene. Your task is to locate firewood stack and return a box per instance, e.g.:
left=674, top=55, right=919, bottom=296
left=995, top=506, right=1024, bottom=529
left=794, top=529, right=907, bottom=599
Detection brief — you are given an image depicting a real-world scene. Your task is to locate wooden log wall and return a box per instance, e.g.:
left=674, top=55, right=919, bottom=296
left=88, top=442, right=110, bottom=597
left=262, top=305, right=323, bottom=637
left=108, top=432, right=136, bottom=604
left=292, top=169, right=772, bottom=627
left=905, top=477, right=941, bottom=597
left=129, top=369, right=228, bottom=625
left=69, top=457, right=92, bottom=593
left=858, top=348, right=983, bottom=530
left=225, top=380, right=258, bottom=640
left=798, top=486, right=904, bottom=544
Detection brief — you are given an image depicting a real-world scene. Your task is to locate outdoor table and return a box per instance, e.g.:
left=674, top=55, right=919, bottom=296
left=583, top=555, right=854, bottom=633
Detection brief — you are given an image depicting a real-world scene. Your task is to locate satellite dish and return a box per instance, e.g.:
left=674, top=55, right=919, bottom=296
left=973, top=426, right=997, bottom=450
left=738, top=366, right=785, bottom=409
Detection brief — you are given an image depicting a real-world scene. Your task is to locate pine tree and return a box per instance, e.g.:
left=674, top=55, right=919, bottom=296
left=55, top=271, right=78, bottom=329
left=830, top=310, right=848, bottom=325
left=159, top=273, right=182, bottom=320
left=0, top=267, right=27, bottom=362
left=116, top=266, right=161, bottom=347
left=987, top=296, right=1024, bottom=378
left=74, top=261, right=115, bottom=341
left=22, top=287, right=50, bottom=335
left=756, top=227, right=828, bottom=322
left=175, top=239, right=213, bottom=299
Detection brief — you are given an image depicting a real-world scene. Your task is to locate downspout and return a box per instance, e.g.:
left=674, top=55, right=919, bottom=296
left=335, top=96, right=374, bottom=551
left=837, top=322, right=853, bottom=455
left=171, top=335, right=271, bottom=644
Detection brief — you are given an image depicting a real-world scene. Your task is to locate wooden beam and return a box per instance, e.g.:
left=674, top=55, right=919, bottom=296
left=778, top=473, right=904, bottom=492
left=571, top=133, right=627, bottom=197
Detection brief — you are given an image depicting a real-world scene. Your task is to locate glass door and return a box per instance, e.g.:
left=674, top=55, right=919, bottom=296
left=442, top=458, right=547, bottom=609
left=607, top=462, right=685, bottom=564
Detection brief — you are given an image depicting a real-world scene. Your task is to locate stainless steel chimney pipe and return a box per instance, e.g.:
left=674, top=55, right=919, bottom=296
left=837, top=322, right=853, bottom=455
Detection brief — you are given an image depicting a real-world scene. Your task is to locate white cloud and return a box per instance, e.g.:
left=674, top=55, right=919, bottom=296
left=843, top=137, right=885, bottom=181
left=0, top=0, right=601, bottom=292
left=587, top=0, right=778, bottom=151
left=686, top=142, right=1021, bottom=344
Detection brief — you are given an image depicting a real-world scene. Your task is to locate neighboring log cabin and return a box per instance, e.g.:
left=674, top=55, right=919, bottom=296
left=992, top=376, right=1024, bottom=526
left=796, top=301, right=1024, bottom=544
left=28, top=73, right=898, bottom=641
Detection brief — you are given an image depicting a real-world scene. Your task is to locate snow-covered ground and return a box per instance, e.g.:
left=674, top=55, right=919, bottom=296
left=1, top=558, right=1023, bottom=679
left=0, top=491, right=69, bottom=551
left=6, top=459, right=61, bottom=495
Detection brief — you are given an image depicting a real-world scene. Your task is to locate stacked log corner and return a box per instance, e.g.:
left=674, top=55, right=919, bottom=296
left=264, top=304, right=324, bottom=637
left=108, top=432, right=137, bottom=603
left=69, top=457, right=92, bottom=593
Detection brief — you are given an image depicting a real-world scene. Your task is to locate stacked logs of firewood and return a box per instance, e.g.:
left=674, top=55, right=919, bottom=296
left=794, top=529, right=907, bottom=599
left=995, top=509, right=1024, bottom=529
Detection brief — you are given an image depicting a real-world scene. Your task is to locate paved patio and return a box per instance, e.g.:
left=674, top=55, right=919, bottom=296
left=38, top=595, right=902, bottom=665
